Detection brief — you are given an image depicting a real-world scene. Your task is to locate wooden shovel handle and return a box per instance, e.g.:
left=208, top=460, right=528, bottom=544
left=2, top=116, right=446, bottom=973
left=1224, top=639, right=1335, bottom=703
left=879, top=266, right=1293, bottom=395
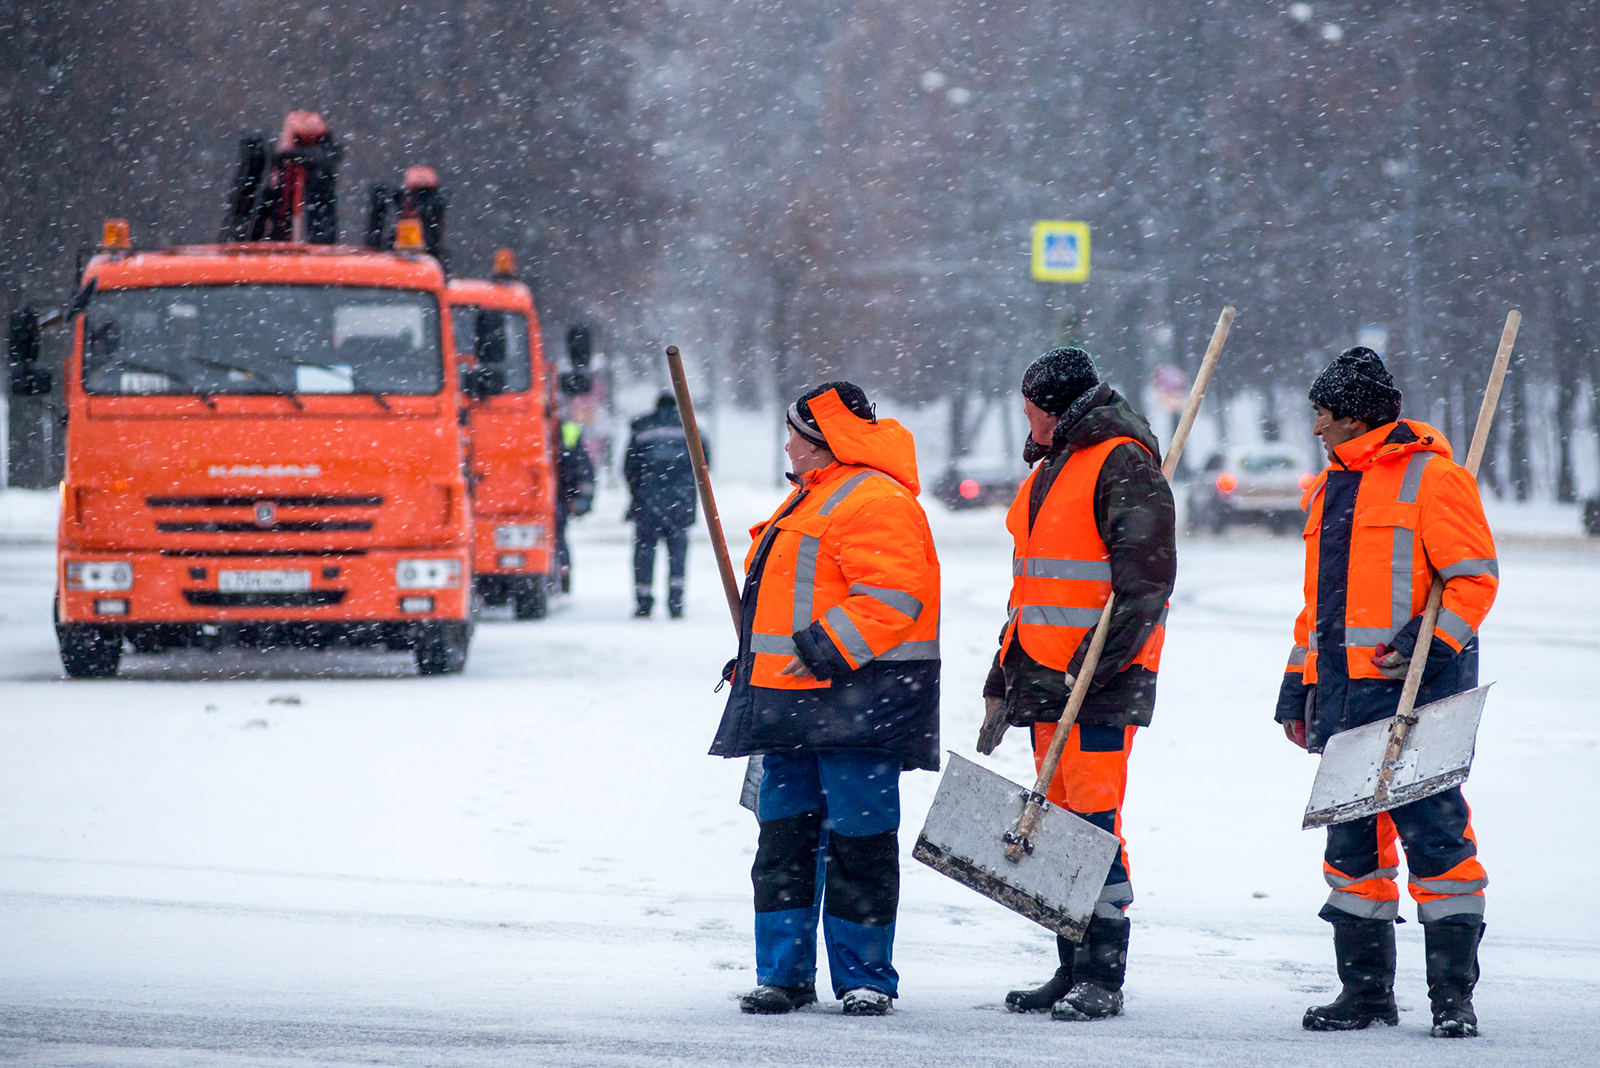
left=1005, top=306, right=1235, bottom=861
left=665, top=346, right=743, bottom=636
left=1162, top=306, right=1235, bottom=484
left=1374, top=310, right=1519, bottom=803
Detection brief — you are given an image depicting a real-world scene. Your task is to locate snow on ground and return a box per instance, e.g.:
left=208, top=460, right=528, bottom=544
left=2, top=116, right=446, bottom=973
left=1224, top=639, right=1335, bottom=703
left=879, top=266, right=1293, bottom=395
left=0, top=489, right=57, bottom=544
left=1, top=482, right=1597, bottom=1066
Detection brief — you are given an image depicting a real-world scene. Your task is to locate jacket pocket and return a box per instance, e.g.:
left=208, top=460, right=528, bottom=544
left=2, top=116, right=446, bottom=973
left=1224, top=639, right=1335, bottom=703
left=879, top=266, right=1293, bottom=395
left=1357, top=503, right=1420, bottom=530
left=774, top=513, right=832, bottom=538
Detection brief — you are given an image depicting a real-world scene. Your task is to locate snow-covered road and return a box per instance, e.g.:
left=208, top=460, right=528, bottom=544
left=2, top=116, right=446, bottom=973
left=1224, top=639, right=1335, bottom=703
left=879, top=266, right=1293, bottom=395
left=2, top=485, right=1597, bottom=1066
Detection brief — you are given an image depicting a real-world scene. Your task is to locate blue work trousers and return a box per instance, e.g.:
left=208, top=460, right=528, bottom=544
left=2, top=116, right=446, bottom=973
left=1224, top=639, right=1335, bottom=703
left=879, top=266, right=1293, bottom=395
left=752, top=750, right=902, bottom=998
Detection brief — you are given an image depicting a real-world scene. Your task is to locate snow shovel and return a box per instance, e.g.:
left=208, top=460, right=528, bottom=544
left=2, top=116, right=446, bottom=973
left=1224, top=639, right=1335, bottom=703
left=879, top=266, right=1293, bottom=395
left=664, top=346, right=765, bottom=814
left=1301, top=310, right=1519, bottom=830
left=914, top=305, right=1236, bottom=939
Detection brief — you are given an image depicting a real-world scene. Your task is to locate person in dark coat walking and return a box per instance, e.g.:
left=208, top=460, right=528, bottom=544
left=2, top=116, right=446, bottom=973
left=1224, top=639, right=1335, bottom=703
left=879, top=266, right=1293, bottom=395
left=554, top=418, right=595, bottom=594
left=978, top=347, right=1176, bottom=1022
left=624, top=393, right=701, bottom=617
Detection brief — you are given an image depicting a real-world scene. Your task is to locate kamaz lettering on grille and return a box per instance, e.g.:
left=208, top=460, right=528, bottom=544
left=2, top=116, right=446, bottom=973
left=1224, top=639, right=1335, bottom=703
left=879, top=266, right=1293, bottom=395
left=207, top=464, right=323, bottom=478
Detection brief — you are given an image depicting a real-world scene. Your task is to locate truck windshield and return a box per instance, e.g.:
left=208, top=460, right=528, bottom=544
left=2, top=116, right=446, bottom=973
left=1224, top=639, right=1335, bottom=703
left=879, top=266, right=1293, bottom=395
left=450, top=307, right=532, bottom=393
left=82, top=285, right=443, bottom=396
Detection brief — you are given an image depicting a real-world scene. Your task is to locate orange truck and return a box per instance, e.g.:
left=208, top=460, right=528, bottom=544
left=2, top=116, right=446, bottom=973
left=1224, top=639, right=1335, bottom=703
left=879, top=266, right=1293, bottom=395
left=28, top=114, right=475, bottom=677
left=448, top=254, right=559, bottom=618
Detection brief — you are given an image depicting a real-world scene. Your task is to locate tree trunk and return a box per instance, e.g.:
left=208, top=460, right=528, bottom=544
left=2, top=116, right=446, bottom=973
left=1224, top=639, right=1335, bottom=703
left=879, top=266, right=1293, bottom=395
left=1590, top=358, right=1600, bottom=502
left=1556, top=369, right=1577, bottom=503
left=948, top=391, right=969, bottom=464
left=1508, top=369, right=1532, bottom=502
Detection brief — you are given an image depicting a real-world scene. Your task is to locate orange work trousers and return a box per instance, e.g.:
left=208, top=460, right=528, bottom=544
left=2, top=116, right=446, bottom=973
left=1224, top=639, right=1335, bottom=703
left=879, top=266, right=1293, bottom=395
left=1031, top=721, right=1137, bottom=917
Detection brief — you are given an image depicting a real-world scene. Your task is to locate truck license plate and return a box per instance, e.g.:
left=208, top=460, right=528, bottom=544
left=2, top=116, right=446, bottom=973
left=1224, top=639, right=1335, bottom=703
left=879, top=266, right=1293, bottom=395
left=218, top=569, right=312, bottom=593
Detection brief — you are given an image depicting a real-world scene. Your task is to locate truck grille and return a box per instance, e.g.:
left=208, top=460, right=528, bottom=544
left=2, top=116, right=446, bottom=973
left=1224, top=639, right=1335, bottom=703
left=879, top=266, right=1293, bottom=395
left=147, top=496, right=383, bottom=508
left=183, top=590, right=347, bottom=608
left=157, top=520, right=373, bottom=533
left=160, top=549, right=368, bottom=557
left=147, top=495, right=382, bottom=534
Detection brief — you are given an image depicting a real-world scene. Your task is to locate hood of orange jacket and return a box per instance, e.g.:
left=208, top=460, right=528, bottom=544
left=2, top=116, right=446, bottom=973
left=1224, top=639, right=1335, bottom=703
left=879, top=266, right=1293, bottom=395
left=1301, top=418, right=1453, bottom=508
left=809, top=389, right=921, bottom=496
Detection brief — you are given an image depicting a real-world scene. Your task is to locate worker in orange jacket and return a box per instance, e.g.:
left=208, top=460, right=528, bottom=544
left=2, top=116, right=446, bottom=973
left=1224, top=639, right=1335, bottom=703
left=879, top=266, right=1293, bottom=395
left=978, top=347, right=1176, bottom=1023
left=1277, top=348, right=1497, bottom=1038
left=709, top=382, right=940, bottom=1018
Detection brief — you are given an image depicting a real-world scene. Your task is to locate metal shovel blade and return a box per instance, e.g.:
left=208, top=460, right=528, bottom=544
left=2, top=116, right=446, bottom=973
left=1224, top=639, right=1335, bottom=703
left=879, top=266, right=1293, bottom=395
left=738, top=755, right=763, bottom=816
left=1302, top=685, right=1491, bottom=830
left=912, top=753, right=1121, bottom=940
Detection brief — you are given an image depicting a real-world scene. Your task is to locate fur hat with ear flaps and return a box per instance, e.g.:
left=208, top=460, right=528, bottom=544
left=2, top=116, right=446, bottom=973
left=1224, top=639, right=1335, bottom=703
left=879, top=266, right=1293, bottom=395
left=787, top=382, right=921, bottom=495
left=786, top=381, right=875, bottom=447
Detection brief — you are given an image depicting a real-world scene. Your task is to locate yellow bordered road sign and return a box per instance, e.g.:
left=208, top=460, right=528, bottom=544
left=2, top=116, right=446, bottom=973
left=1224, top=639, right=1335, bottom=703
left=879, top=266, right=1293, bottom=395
left=1031, top=221, right=1091, bottom=282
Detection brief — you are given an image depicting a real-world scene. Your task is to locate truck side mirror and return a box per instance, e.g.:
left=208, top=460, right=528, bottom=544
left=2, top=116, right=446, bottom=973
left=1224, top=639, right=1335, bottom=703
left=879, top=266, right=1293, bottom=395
left=561, top=323, right=592, bottom=395
left=474, top=309, right=507, bottom=364
left=460, top=363, right=505, bottom=401
left=8, top=308, right=51, bottom=397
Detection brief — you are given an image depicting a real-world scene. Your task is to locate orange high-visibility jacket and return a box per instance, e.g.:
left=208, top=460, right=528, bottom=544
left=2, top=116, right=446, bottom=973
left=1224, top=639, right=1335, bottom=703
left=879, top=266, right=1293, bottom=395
left=1278, top=419, right=1497, bottom=748
left=1001, top=436, right=1165, bottom=678
left=709, top=390, right=941, bottom=771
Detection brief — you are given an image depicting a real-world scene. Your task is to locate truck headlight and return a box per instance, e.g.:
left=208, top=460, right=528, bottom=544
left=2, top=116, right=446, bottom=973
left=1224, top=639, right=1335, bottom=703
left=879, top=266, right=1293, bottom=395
left=494, top=524, right=545, bottom=549
left=395, top=559, right=461, bottom=589
left=67, top=561, right=134, bottom=590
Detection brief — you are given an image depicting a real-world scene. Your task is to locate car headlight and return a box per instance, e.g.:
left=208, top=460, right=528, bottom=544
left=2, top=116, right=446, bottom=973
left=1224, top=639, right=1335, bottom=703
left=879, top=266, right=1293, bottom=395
left=67, top=561, right=134, bottom=590
left=494, top=524, right=545, bottom=549
left=395, top=559, right=462, bottom=589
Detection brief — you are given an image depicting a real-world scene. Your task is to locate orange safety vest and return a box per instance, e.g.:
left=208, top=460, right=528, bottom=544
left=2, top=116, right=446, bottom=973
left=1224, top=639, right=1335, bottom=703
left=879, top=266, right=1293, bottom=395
left=1284, top=420, right=1498, bottom=686
left=742, top=393, right=940, bottom=691
left=1001, top=436, right=1164, bottom=675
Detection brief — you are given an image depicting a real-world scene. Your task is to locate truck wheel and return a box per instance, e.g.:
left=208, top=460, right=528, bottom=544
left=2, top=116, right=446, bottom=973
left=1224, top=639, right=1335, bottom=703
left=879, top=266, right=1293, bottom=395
left=415, top=622, right=470, bottom=675
left=59, top=624, right=123, bottom=678
left=513, top=577, right=549, bottom=620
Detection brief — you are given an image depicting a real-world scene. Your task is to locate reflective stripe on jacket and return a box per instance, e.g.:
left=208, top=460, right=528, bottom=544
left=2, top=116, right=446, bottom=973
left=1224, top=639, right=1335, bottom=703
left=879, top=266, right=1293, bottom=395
left=709, top=389, right=941, bottom=771
left=1280, top=419, right=1498, bottom=749
left=1001, top=436, right=1164, bottom=678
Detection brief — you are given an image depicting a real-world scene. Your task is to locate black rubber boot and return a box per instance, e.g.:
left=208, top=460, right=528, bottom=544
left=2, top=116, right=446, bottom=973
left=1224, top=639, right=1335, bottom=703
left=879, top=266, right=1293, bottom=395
left=1303, top=919, right=1399, bottom=1031
left=1052, top=915, right=1129, bottom=1021
left=1005, top=934, right=1077, bottom=1013
left=633, top=594, right=653, bottom=618
left=739, top=984, right=818, bottom=1014
left=1425, top=921, right=1483, bottom=1038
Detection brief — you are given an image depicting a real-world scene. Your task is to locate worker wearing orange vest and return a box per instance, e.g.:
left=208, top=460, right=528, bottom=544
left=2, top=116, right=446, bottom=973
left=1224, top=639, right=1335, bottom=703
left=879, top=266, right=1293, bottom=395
left=709, top=382, right=940, bottom=1018
left=1278, top=348, right=1497, bottom=1038
left=979, top=347, right=1176, bottom=1022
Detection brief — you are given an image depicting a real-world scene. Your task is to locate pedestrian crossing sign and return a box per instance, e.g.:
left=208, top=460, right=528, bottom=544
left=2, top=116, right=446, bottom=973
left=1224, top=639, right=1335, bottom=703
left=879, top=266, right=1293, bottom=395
left=1031, top=221, right=1091, bottom=283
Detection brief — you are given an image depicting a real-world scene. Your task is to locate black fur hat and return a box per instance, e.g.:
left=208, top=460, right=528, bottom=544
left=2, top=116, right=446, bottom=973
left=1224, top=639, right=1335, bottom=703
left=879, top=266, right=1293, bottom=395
left=1309, top=347, right=1402, bottom=427
left=1021, top=347, right=1099, bottom=416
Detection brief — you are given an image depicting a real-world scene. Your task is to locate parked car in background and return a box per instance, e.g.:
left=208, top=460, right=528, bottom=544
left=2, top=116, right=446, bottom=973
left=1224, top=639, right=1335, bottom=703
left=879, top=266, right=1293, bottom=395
left=1187, top=445, right=1314, bottom=534
left=933, top=461, right=1025, bottom=510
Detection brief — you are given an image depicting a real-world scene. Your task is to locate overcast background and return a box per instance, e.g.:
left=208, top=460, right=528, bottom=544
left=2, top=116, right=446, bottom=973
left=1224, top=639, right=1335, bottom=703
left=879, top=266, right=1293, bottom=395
left=3, top=1, right=1598, bottom=494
